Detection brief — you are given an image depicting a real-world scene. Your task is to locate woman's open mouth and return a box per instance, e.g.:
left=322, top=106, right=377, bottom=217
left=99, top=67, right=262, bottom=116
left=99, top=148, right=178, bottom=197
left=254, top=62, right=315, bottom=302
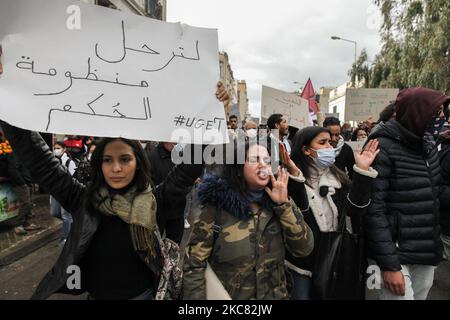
left=257, top=168, right=269, bottom=179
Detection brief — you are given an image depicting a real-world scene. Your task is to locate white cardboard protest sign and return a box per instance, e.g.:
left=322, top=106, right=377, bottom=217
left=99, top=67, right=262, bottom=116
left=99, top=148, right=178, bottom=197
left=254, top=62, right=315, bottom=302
left=0, top=0, right=227, bottom=144
left=344, top=88, right=399, bottom=122
left=261, top=85, right=311, bottom=129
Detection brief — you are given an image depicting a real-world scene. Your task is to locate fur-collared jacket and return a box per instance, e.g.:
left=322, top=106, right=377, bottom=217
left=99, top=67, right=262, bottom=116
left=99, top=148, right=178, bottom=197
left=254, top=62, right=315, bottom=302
left=183, top=174, right=314, bottom=300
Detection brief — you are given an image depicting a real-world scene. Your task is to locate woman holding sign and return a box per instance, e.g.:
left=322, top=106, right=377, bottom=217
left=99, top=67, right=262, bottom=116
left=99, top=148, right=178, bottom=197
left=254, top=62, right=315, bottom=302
left=1, top=48, right=230, bottom=300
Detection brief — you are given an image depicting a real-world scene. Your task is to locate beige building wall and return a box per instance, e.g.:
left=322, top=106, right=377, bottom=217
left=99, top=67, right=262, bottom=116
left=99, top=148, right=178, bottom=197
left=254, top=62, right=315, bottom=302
left=237, top=80, right=249, bottom=120
left=140, top=0, right=167, bottom=21
left=328, top=82, right=352, bottom=123
left=219, top=52, right=236, bottom=117
left=159, top=0, right=167, bottom=21
left=318, top=87, right=334, bottom=113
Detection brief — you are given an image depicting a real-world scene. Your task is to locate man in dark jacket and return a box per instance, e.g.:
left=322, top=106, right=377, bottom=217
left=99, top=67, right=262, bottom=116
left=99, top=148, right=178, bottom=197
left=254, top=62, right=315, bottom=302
left=323, top=117, right=355, bottom=178
left=147, top=142, right=186, bottom=244
left=438, top=128, right=450, bottom=261
left=365, top=87, right=450, bottom=300
left=10, top=155, right=40, bottom=234
left=0, top=131, right=39, bottom=234
left=267, top=113, right=292, bottom=154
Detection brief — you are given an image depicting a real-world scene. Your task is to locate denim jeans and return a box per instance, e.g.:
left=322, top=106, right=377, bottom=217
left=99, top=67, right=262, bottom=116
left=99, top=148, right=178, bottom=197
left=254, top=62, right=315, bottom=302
left=290, top=272, right=312, bottom=300
left=371, top=262, right=436, bottom=300
left=50, top=196, right=73, bottom=239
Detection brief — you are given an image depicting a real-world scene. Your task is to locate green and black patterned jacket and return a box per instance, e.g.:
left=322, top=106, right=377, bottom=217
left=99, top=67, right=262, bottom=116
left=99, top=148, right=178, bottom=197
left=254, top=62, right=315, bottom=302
left=183, top=174, right=313, bottom=300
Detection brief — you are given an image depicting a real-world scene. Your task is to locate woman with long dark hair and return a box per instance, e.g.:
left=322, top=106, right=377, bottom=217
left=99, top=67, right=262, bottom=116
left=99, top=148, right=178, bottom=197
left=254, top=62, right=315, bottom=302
left=280, top=126, right=379, bottom=300
left=0, top=78, right=229, bottom=300
left=183, top=138, right=314, bottom=300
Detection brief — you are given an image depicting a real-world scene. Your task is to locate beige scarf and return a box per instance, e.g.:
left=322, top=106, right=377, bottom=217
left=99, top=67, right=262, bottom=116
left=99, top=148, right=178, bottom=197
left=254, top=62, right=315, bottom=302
left=94, top=185, right=158, bottom=260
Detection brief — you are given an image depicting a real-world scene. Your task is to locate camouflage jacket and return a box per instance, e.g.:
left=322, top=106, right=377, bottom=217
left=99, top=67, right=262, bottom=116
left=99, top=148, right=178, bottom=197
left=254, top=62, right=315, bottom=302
left=183, top=175, right=314, bottom=300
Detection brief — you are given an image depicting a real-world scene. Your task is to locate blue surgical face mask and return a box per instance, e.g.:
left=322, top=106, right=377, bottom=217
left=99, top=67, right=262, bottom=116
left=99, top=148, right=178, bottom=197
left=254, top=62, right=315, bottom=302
left=311, top=147, right=336, bottom=168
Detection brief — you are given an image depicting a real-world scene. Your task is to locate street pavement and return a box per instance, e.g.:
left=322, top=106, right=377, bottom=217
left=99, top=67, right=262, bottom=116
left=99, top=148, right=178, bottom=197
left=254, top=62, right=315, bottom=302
left=0, top=239, right=86, bottom=300
left=0, top=237, right=449, bottom=300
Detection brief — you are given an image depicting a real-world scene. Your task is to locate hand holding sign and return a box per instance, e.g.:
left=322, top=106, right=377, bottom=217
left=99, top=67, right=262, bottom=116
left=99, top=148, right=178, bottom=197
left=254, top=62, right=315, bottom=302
left=215, top=81, right=229, bottom=104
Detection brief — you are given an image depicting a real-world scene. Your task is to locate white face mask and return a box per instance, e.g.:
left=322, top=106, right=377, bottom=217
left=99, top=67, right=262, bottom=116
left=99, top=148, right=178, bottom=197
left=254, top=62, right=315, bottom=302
left=53, top=149, right=63, bottom=157
left=246, top=129, right=257, bottom=138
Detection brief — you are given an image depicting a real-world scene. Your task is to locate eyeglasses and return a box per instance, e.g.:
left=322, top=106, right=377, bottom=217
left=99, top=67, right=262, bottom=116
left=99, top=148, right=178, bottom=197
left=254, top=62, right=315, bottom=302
left=247, top=156, right=271, bottom=165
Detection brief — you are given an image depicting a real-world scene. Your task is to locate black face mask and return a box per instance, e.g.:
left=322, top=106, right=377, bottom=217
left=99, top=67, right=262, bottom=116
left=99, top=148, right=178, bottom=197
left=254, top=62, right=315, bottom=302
left=427, top=116, right=447, bottom=136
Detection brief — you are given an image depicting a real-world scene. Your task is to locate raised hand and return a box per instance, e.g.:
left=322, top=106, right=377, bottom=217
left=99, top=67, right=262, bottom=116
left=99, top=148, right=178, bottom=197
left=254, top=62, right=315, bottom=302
left=279, top=142, right=301, bottom=177
left=354, top=139, right=380, bottom=171
left=215, top=81, right=229, bottom=104
left=265, top=166, right=289, bottom=205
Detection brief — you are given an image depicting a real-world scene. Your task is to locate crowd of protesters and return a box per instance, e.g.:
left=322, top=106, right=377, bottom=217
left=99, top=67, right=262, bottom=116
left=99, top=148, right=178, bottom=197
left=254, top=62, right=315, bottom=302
left=1, top=50, right=450, bottom=301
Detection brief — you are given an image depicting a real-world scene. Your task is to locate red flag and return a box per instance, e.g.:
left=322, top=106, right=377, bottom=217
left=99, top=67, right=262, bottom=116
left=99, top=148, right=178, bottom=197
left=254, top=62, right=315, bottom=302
left=300, top=78, right=318, bottom=114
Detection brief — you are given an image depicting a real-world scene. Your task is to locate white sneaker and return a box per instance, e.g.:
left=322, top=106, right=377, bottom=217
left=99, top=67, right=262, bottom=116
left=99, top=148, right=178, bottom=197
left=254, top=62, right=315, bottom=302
left=184, top=219, right=191, bottom=229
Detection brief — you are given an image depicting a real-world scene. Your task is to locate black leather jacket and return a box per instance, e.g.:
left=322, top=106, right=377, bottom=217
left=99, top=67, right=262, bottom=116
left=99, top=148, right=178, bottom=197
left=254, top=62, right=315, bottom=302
left=1, top=122, right=203, bottom=299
